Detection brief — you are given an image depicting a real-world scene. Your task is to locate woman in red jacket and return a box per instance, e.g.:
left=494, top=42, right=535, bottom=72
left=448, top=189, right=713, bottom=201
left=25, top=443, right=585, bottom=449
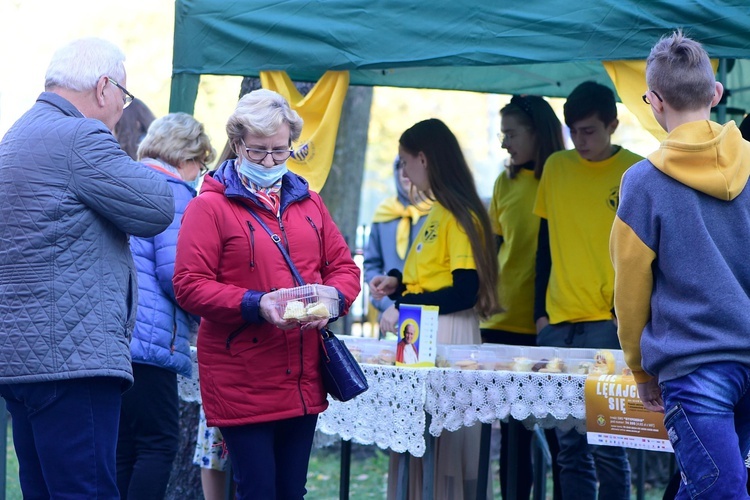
left=173, top=89, right=360, bottom=499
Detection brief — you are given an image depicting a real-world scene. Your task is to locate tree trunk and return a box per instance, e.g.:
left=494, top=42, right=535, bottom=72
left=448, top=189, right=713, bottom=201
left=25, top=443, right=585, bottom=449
left=319, top=86, right=373, bottom=335
left=165, top=400, right=202, bottom=500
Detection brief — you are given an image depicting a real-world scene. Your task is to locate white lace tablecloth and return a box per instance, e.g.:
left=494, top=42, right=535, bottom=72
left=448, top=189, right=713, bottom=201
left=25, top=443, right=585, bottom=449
left=317, top=365, right=429, bottom=456
left=178, top=347, right=588, bottom=456
left=177, top=348, right=430, bottom=455
left=318, top=365, right=588, bottom=455
left=425, top=368, right=586, bottom=435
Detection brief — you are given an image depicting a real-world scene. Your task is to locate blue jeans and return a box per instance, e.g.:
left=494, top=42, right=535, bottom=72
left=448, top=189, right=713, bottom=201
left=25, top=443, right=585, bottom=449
left=220, top=414, right=318, bottom=499
left=661, top=361, right=750, bottom=499
left=0, top=377, right=122, bottom=499
left=539, top=320, right=631, bottom=499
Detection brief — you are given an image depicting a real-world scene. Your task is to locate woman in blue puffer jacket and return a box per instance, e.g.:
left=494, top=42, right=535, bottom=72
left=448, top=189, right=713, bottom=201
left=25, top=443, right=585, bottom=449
left=116, top=112, right=215, bottom=500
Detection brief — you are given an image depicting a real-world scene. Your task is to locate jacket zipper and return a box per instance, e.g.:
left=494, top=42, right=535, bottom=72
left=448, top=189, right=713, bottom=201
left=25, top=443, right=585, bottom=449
left=297, top=329, right=308, bottom=414
left=277, top=215, right=291, bottom=254
left=170, top=322, right=177, bottom=354
left=246, top=221, right=256, bottom=269
left=305, top=216, right=329, bottom=266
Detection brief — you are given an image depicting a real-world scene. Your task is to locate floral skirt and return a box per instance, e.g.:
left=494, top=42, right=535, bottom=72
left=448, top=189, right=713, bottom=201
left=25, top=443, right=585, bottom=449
left=192, top=405, right=229, bottom=471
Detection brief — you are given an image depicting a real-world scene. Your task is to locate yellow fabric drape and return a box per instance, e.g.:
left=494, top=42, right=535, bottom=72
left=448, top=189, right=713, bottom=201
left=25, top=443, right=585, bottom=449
left=603, top=61, right=667, bottom=142
left=372, top=197, right=431, bottom=259
left=260, top=71, right=349, bottom=192
left=604, top=60, right=719, bottom=143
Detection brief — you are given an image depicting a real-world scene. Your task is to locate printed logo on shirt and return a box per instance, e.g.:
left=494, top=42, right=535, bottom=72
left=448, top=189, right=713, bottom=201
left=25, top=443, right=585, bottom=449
left=606, top=186, right=620, bottom=212
left=423, top=222, right=439, bottom=242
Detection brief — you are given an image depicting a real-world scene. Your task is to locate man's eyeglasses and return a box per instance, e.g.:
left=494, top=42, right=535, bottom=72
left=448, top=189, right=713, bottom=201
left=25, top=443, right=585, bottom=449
left=642, top=90, right=663, bottom=106
left=241, top=139, right=293, bottom=164
left=107, top=77, right=135, bottom=109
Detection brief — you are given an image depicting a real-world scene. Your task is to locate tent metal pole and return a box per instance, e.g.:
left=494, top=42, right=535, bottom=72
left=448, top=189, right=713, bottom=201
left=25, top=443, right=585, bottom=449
left=718, top=59, right=728, bottom=123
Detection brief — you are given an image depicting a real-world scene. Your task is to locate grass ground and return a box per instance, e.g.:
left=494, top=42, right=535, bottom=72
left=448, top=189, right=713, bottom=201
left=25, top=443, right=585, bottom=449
left=4, top=421, right=20, bottom=500
left=306, top=442, right=667, bottom=499
left=5, top=421, right=666, bottom=499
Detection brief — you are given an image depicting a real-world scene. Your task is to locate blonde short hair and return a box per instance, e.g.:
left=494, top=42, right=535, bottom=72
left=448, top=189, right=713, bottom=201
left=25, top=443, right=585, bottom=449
left=137, top=113, right=216, bottom=167
left=226, top=89, right=303, bottom=148
left=646, top=30, right=716, bottom=111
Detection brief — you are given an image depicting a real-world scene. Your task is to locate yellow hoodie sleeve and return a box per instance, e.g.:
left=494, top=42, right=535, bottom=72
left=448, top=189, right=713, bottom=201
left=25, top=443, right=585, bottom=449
left=610, top=216, right=656, bottom=383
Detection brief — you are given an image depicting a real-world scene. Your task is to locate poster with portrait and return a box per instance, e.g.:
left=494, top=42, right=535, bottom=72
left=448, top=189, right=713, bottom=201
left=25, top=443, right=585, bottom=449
left=396, top=304, right=438, bottom=367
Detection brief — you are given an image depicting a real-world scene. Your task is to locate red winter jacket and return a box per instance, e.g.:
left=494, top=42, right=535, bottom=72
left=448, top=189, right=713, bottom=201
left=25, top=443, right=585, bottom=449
left=173, top=161, right=361, bottom=427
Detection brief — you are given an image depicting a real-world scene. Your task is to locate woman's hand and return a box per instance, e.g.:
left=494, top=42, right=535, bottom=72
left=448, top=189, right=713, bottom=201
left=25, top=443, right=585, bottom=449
left=369, top=275, right=398, bottom=300
left=379, top=305, right=400, bottom=335
left=260, top=288, right=334, bottom=331
left=259, top=291, right=299, bottom=330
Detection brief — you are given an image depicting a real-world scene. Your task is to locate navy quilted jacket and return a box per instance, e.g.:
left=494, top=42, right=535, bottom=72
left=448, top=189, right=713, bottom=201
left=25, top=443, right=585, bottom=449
left=129, top=161, right=194, bottom=378
left=0, top=92, right=174, bottom=388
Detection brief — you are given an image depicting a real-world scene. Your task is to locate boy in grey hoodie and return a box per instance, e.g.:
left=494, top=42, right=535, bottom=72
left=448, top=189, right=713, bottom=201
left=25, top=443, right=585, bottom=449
left=611, top=30, right=750, bottom=498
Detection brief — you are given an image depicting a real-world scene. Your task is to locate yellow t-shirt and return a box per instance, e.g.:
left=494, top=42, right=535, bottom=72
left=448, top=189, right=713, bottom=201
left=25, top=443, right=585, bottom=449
left=402, top=202, right=476, bottom=294
left=533, top=147, right=643, bottom=324
left=481, top=169, right=539, bottom=333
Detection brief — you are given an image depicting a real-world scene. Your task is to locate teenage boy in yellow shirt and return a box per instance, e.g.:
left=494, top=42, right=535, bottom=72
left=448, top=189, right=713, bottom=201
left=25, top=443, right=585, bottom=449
left=533, top=81, right=642, bottom=500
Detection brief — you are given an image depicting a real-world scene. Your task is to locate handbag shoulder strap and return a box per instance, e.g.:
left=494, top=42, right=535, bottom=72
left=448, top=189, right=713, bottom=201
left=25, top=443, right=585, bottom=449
left=241, top=205, right=305, bottom=286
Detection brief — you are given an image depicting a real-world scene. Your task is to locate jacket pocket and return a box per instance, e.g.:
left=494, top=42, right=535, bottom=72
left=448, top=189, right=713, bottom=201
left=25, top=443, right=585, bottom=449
left=125, top=271, right=137, bottom=337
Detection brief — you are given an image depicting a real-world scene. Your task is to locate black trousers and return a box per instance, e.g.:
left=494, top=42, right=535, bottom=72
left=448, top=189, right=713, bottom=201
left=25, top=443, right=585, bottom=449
left=117, top=362, right=179, bottom=500
left=481, top=328, right=562, bottom=500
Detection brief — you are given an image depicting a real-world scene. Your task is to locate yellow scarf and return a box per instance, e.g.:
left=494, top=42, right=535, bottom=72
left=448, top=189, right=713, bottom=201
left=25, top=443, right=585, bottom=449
left=372, top=197, right=431, bottom=259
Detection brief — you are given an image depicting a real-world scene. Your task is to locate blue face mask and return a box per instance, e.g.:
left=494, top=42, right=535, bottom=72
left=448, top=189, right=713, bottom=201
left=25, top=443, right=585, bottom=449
left=236, top=156, right=288, bottom=188
left=185, top=177, right=201, bottom=191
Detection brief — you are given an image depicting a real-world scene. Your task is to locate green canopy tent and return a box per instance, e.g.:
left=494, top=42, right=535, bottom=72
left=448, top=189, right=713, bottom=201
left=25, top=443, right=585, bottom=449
left=170, top=0, right=750, bottom=116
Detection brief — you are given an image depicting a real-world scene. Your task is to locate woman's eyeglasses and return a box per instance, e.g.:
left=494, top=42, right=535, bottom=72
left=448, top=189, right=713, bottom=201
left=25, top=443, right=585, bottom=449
left=241, top=139, right=293, bottom=164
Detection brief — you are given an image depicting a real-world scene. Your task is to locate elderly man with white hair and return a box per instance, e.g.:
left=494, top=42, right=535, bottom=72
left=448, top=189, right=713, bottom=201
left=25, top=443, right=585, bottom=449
left=0, top=37, right=174, bottom=498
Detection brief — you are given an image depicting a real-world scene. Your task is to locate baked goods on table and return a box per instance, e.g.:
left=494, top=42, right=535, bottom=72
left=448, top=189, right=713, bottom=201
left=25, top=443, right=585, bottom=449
left=538, top=357, right=565, bottom=373
left=575, top=361, right=593, bottom=374
left=453, top=359, right=479, bottom=370
left=511, top=357, right=534, bottom=372
left=341, top=341, right=625, bottom=373
left=378, top=349, right=396, bottom=365
left=591, top=350, right=616, bottom=375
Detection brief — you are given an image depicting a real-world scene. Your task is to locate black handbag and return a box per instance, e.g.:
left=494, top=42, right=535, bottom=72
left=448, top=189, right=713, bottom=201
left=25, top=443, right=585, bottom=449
left=243, top=206, right=368, bottom=402
left=319, top=327, right=369, bottom=401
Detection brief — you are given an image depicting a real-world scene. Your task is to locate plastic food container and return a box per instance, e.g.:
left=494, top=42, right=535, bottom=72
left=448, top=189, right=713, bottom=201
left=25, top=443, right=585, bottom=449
left=437, top=345, right=482, bottom=370
left=276, top=284, right=339, bottom=322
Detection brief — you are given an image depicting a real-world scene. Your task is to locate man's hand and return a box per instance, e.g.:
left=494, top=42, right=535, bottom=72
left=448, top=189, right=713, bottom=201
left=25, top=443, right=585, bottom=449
left=637, top=378, right=664, bottom=413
